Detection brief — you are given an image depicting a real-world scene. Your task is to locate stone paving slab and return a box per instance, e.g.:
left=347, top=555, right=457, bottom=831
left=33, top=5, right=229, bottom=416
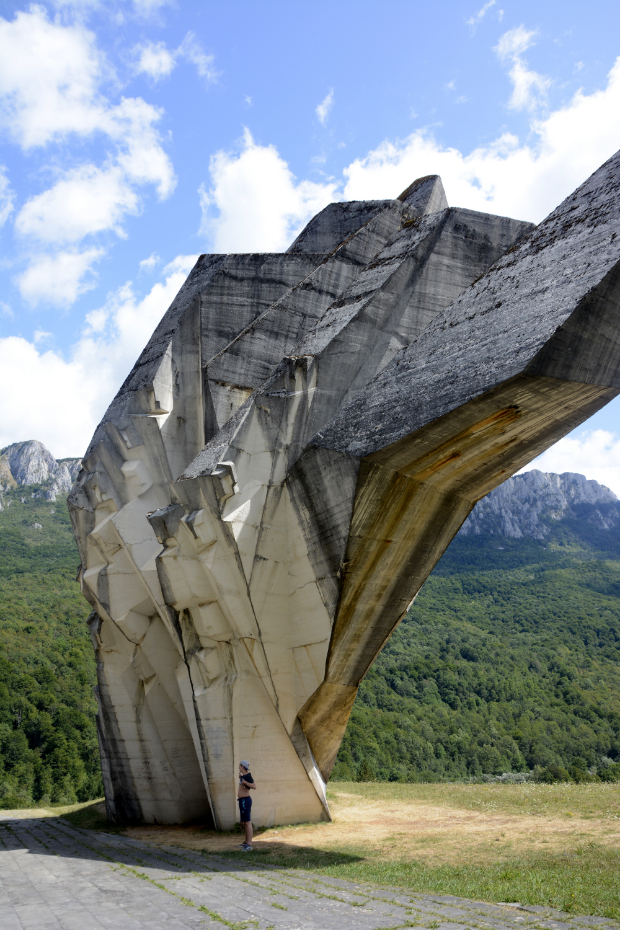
left=0, top=813, right=618, bottom=930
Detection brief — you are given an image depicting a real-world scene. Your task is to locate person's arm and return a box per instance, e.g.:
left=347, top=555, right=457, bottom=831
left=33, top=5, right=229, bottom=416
left=241, top=778, right=257, bottom=790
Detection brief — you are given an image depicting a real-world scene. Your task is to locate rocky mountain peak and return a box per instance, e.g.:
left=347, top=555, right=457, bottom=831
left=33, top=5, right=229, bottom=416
left=0, top=440, right=81, bottom=500
left=460, top=469, right=619, bottom=540
left=3, top=440, right=57, bottom=485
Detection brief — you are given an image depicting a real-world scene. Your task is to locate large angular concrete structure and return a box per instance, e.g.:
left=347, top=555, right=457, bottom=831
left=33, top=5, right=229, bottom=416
left=69, top=153, right=620, bottom=828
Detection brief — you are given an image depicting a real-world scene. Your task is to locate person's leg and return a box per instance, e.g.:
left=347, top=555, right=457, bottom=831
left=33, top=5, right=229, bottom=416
left=244, top=819, right=253, bottom=846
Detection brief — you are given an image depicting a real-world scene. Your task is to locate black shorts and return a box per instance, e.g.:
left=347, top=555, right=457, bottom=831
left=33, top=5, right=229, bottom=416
left=238, top=796, right=252, bottom=822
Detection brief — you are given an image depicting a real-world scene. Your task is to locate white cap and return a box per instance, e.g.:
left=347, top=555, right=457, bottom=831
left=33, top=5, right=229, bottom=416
left=240, top=760, right=250, bottom=770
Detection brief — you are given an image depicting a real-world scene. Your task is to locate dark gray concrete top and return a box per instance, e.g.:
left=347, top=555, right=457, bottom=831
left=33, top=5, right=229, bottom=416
left=84, top=252, right=326, bottom=458
left=313, top=149, right=620, bottom=458
left=287, top=199, right=392, bottom=254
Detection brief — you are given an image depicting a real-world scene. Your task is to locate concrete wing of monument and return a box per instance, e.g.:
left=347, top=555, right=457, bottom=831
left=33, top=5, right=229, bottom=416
left=69, top=156, right=620, bottom=828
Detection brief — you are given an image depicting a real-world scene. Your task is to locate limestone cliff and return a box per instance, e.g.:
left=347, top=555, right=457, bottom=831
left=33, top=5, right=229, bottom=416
left=460, top=469, right=619, bottom=540
left=0, top=440, right=80, bottom=502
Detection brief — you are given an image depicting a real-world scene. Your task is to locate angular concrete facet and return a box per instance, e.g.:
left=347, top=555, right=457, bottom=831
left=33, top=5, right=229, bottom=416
left=69, top=153, right=620, bottom=826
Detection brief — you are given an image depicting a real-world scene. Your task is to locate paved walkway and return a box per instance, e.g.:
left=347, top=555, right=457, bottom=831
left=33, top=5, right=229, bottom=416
left=0, top=813, right=617, bottom=930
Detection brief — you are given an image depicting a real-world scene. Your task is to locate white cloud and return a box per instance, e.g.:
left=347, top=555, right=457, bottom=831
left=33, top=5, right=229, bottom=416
left=15, top=165, right=139, bottom=244
left=495, top=26, right=551, bottom=111
left=0, top=165, right=13, bottom=225
left=342, top=55, right=620, bottom=223
left=466, top=0, right=495, bottom=30
left=0, top=6, right=175, bottom=306
left=177, top=32, right=217, bottom=84
left=103, top=96, right=175, bottom=197
left=0, top=256, right=196, bottom=457
left=0, top=7, right=104, bottom=149
left=17, top=248, right=104, bottom=307
left=200, top=55, right=620, bottom=253
left=135, top=41, right=176, bottom=80
left=162, top=254, right=197, bottom=276
left=200, top=128, right=337, bottom=252
left=134, top=34, right=217, bottom=85
left=520, top=430, right=620, bottom=498
left=0, top=6, right=176, bottom=193
left=495, top=24, right=534, bottom=58
left=316, top=89, right=334, bottom=126
left=139, top=252, right=160, bottom=272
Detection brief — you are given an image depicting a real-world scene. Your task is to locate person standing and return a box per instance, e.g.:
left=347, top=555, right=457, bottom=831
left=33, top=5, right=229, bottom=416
left=237, top=760, right=256, bottom=850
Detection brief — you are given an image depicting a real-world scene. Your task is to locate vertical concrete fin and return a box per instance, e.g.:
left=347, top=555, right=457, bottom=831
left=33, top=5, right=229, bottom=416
left=160, top=295, right=205, bottom=480
left=398, top=174, right=448, bottom=215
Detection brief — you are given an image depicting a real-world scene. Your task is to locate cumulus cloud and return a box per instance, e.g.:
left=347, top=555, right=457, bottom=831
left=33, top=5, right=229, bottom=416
left=15, top=165, right=139, bottom=244
left=17, top=248, right=104, bottom=307
left=0, top=7, right=106, bottom=149
left=494, top=26, right=551, bottom=111
left=0, top=6, right=175, bottom=306
left=0, top=255, right=197, bottom=456
left=0, top=165, right=13, bottom=226
left=199, top=128, right=337, bottom=252
left=316, top=89, right=334, bottom=126
left=200, top=54, right=620, bottom=259
left=520, top=430, right=620, bottom=497
left=135, top=33, right=217, bottom=84
left=135, top=41, right=176, bottom=80
left=342, top=55, right=620, bottom=223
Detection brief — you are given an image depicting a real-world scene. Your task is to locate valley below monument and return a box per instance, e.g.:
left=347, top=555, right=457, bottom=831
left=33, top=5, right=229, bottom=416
left=1, top=438, right=619, bottom=809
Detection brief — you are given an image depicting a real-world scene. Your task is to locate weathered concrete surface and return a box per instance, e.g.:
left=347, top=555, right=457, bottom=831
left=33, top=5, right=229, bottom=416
left=298, top=151, right=620, bottom=776
left=69, top=156, right=620, bottom=828
left=2, top=813, right=616, bottom=930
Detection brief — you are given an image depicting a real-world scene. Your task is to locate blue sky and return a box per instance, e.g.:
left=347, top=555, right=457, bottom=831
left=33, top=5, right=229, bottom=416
left=1, top=0, right=620, bottom=489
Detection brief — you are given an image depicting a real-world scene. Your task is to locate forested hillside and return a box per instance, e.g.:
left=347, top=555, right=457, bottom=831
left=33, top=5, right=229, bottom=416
left=0, top=443, right=100, bottom=808
left=334, top=472, right=620, bottom=783
left=2, top=441, right=620, bottom=807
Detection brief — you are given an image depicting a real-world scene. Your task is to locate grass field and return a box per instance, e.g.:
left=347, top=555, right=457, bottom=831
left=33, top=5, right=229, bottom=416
left=45, top=781, right=620, bottom=920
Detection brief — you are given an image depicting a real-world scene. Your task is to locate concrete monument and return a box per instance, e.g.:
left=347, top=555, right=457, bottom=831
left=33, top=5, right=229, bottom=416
left=69, top=152, right=620, bottom=828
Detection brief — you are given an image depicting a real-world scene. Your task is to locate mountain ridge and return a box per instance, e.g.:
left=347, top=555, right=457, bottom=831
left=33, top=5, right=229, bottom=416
left=0, top=440, right=81, bottom=505
left=2, top=438, right=618, bottom=539
left=459, top=469, right=619, bottom=541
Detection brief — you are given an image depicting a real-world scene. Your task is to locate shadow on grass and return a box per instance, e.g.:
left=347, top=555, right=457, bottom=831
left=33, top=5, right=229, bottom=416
left=60, top=799, right=123, bottom=832
left=213, top=841, right=364, bottom=870
left=54, top=800, right=620, bottom=920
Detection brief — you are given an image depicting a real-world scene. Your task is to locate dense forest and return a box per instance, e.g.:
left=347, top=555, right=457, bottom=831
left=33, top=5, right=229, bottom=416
left=333, top=512, right=620, bottom=784
left=0, top=484, right=101, bottom=808
left=2, top=470, right=620, bottom=808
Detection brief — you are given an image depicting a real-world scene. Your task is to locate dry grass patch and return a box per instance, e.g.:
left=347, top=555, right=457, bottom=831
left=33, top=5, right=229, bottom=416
left=35, top=784, right=620, bottom=919
left=120, top=782, right=620, bottom=867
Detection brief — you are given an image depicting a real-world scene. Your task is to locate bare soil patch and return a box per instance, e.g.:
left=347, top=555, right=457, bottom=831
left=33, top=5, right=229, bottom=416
left=121, top=782, right=620, bottom=866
